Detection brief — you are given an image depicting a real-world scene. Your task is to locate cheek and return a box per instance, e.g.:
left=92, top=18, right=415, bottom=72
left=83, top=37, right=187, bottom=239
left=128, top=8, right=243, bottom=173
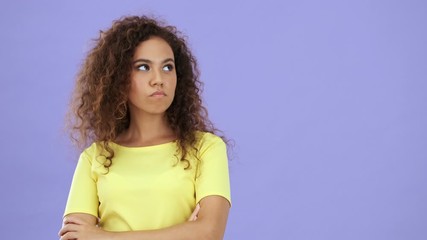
left=131, top=79, right=146, bottom=92
left=128, top=81, right=147, bottom=103
left=170, top=77, right=177, bottom=90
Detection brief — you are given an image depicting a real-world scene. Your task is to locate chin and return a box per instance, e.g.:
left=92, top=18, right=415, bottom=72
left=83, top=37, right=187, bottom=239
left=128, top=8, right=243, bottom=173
left=147, top=108, right=170, bottom=115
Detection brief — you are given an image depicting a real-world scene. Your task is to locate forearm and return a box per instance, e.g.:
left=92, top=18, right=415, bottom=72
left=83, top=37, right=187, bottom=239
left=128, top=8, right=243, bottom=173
left=60, top=197, right=229, bottom=240
left=108, top=196, right=229, bottom=240
left=110, top=219, right=222, bottom=240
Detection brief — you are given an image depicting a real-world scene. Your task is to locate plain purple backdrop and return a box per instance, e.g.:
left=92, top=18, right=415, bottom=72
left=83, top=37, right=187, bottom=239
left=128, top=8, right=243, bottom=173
left=1, top=0, right=426, bottom=239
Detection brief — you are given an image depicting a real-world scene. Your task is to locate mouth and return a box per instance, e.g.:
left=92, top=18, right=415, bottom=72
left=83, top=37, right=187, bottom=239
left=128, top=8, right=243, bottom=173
left=150, top=91, right=166, bottom=97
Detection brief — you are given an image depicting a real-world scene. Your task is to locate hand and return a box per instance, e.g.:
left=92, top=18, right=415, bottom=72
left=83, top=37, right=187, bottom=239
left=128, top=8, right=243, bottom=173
left=188, top=203, right=200, bottom=221
left=59, top=216, right=111, bottom=240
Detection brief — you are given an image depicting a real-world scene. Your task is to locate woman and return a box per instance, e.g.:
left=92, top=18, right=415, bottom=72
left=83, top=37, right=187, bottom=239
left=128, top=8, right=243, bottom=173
left=59, top=15, right=231, bottom=240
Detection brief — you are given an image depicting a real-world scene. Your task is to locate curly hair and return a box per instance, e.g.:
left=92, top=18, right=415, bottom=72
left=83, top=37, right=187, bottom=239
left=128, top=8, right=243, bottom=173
left=67, top=15, right=219, bottom=169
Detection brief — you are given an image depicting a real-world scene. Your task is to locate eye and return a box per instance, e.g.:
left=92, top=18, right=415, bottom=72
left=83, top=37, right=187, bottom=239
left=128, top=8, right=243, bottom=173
left=162, top=64, right=174, bottom=72
left=136, top=64, right=150, bottom=71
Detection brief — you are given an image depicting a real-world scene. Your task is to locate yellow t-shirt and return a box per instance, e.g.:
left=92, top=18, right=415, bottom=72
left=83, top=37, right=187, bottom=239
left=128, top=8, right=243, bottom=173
left=64, top=132, right=231, bottom=231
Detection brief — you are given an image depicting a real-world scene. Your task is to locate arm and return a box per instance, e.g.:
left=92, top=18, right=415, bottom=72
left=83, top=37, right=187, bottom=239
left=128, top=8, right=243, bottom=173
left=113, top=195, right=230, bottom=240
left=63, top=213, right=98, bottom=226
left=59, top=213, right=99, bottom=239
left=59, top=195, right=230, bottom=240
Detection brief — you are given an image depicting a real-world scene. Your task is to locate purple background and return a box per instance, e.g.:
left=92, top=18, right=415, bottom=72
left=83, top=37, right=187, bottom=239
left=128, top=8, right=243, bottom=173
left=1, top=0, right=426, bottom=239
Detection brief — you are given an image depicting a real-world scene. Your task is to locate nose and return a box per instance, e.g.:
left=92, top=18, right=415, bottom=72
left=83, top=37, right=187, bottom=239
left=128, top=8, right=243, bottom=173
left=150, top=68, right=164, bottom=87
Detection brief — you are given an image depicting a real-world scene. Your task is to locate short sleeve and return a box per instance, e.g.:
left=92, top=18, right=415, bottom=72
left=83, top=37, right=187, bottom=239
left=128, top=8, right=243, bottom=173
left=63, top=150, right=99, bottom=218
left=195, top=134, right=231, bottom=205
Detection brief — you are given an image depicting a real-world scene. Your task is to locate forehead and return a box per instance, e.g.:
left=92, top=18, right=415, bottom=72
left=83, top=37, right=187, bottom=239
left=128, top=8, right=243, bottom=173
left=133, top=36, right=174, bottom=61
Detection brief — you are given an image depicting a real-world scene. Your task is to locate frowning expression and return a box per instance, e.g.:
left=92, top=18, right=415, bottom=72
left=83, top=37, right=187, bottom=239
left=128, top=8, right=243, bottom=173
left=128, top=36, right=177, bottom=116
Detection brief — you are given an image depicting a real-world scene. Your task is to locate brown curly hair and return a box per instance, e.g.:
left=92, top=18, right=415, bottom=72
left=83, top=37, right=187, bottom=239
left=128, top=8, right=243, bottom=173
left=67, top=15, right=219, bottom=169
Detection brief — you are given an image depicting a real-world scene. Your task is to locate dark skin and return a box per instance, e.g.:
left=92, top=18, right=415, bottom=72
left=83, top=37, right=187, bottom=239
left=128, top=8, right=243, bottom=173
left=60, top=196, right=229, bottom=240
left=60, top=37, right=230, bottom=240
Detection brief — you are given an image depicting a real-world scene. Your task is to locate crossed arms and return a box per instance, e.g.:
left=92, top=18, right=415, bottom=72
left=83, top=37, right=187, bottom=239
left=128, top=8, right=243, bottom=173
left=59, top=195, right=230, bottom=240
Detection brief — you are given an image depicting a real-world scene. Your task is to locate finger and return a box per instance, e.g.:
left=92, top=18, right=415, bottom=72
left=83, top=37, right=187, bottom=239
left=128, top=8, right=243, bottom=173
left=60, top=231, right=78, bottom=240
left=63, top=216, right=75, bottom=225
left=194, top=203, right=200, bottom=215
left=188, top=203, right=201, bottom=221
left=58, top=223, right=79, bottom=236
left=188, top=211, right=196, bottom=221
left=63, top=215, right=86, bottom=225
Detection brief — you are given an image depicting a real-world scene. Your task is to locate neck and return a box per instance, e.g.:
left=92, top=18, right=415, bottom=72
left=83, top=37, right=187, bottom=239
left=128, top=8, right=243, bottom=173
left=118, top=110, right=175, bottom=147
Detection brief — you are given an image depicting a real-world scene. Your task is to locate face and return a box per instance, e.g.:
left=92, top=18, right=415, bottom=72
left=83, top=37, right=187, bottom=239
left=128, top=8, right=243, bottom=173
left=128, top=36, right=177, bottom=117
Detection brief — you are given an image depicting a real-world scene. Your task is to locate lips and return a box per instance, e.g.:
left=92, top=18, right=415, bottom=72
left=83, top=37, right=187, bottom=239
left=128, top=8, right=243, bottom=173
left=150, top=90, right=166, bottom=97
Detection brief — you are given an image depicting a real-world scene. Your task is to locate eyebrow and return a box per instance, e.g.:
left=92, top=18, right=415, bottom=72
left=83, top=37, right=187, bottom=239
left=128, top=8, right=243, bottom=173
left=133, top=58, right=175, bottom=64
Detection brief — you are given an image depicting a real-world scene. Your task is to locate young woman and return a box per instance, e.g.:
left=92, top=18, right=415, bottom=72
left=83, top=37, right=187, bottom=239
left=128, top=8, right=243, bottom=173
left=59, top=15, right=231, bottom=240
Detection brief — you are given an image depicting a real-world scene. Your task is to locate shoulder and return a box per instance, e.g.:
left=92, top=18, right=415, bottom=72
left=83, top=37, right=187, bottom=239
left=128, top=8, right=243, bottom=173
left=81, top=142, right=103, bottom=157
left=194, top=131, right=227, bottom=155
left=79, top=142, right=108, bottom=165
left=195, top=131, right=225, bottom=145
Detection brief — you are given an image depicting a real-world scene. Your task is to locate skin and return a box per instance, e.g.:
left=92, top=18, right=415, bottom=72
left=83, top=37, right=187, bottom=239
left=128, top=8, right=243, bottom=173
left=117, top=36, right=178, bottom=146
left=59, top=37, right=230, bottom=240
